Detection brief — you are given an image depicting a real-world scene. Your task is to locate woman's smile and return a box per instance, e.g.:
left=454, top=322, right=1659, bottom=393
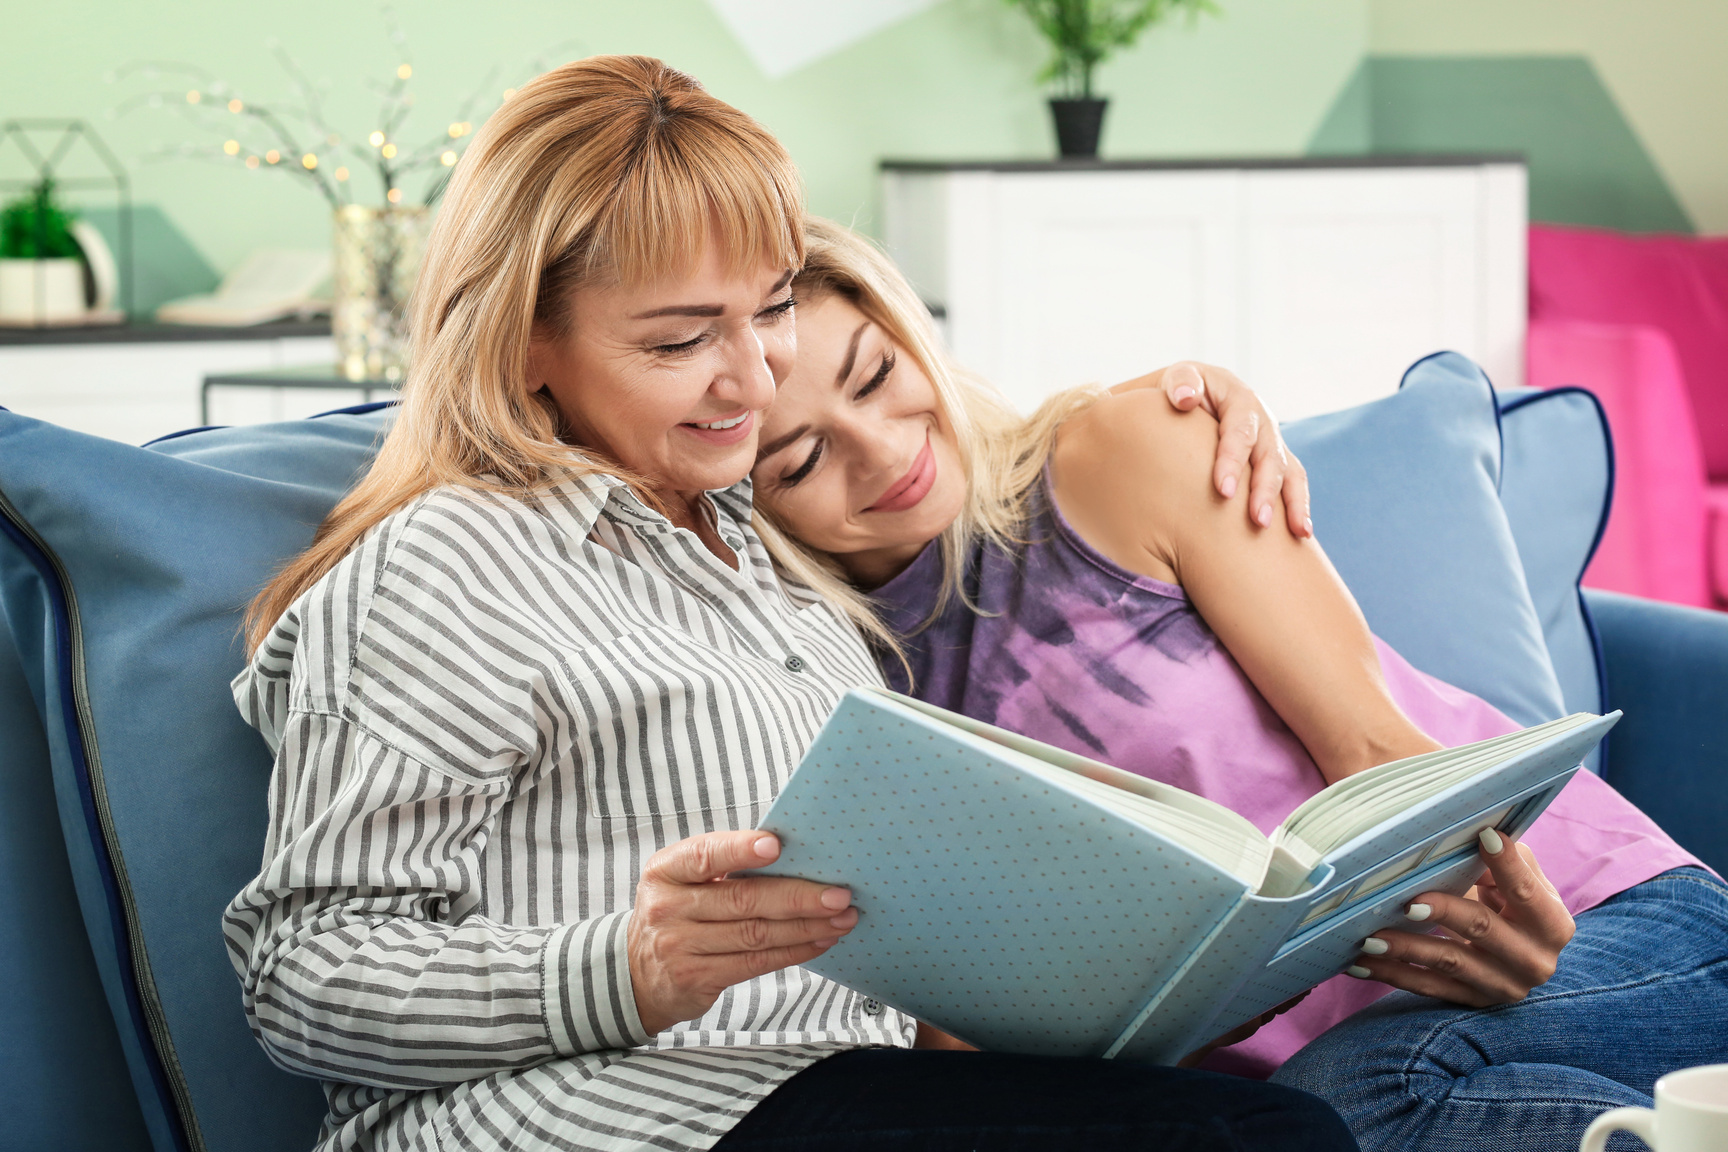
left=682, top=408, right=756, bottom=445
left=866, top=433, right=936, bottom=513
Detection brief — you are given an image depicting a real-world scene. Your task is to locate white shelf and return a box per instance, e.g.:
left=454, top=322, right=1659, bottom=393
left=0, top=335, right=351, bottom=443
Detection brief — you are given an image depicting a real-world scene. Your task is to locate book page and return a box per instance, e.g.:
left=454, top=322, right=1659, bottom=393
left=1275, top=713, right=1594, bottom=858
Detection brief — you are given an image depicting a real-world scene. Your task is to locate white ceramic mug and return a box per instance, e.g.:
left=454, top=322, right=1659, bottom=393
left=1581, top=1065, right=1728, bottom=1152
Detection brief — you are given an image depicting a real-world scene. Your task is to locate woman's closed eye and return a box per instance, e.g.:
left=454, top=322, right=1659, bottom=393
left=855, top=351, right=895, bottom=400
left=652, top=336, right=705, bottom=356
left=650, top=297, right=793, bottom=356
left=779, top=439, right=823, bottom=487
left=756, top=295, right=796, bottom=324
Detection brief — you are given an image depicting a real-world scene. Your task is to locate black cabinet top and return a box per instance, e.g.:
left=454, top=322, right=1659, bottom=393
left=880, top=153, right=1525, bottom=173
left=0, top=320, right=331, bottom=347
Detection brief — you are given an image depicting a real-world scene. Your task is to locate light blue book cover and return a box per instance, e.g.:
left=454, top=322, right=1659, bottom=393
left=756, top=688, right=1616, bottom=1064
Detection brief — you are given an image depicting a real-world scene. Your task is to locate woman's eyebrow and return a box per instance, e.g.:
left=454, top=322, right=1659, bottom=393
left=629, top=272, right=794, bottom=320
left=631, top=303, right=724, bottom=319
left=756, top=424, right=809, bottom=462
left=835, top=322, right=868, bottom=385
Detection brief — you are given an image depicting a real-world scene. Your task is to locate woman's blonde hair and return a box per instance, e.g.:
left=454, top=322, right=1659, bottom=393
left=752, top=217, right=1102, bottom=650
left=245, top=55, right=804, bottom=652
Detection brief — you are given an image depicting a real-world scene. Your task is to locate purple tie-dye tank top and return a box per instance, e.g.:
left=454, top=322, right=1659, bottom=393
left=871, top=476, right=1699, bottom=1078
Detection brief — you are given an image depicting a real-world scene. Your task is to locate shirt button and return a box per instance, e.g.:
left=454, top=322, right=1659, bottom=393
left=862, top=998, right=882, bottom=1015
left=783, top=655, right=806, bottom=673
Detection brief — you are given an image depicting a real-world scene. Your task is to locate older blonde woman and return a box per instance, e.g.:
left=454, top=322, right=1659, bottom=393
left=225, top=56, right=1351, bottom=1152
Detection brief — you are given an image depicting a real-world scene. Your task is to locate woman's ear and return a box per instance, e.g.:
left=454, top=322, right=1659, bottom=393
left=525, top=325, right=554, bottom=398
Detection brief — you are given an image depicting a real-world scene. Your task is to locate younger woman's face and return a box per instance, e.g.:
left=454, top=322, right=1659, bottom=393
left=751, top=291, right=966, bottom=585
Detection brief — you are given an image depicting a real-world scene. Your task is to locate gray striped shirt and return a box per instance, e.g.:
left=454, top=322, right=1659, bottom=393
left=224, top=471, right=913, bottom=1152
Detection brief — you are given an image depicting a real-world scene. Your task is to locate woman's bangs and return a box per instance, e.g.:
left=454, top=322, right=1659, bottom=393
left=589, top=123, right=803, bottom=288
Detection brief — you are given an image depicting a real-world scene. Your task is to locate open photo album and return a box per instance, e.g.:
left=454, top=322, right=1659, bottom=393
left=754, top=688, right=1618, bottom=1064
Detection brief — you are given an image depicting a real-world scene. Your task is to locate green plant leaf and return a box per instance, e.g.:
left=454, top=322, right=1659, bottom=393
left=1004, top=0, right=1218, bottom=98
left=0, top=177, right=82, bottom=261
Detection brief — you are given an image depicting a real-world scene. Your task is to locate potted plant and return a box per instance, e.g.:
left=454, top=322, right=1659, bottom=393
left=1005, top=0, right=1216, bottom=158
left=0, top=178, right=86, bottom=324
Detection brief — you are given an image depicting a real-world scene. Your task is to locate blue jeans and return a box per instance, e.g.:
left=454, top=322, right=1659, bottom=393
left=716, top=1047, right=1357, bottom=1151
left=1272, top=867, right=1728, bottom=1152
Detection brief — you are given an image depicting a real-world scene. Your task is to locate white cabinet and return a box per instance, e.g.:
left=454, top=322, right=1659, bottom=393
left=0, top=331, right=345, bottom=444
left=882, top=159, right=1527, bottom=420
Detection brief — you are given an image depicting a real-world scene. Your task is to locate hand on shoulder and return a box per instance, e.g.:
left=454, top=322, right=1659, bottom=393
left=1113, top=361, right=1312, bottom=538
left=1050, top=387, right=1263, bottom=587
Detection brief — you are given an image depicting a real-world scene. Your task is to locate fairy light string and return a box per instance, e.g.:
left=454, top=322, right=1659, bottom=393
left=107, top=15, right=580, bottom=209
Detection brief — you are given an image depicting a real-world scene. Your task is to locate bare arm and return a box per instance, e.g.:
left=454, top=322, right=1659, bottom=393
left=1051, top=395, right=1573, bottom=1012
left=1049, top=389, right=1439, bottom=782
left=1116, top=361, right=1313, bottom=539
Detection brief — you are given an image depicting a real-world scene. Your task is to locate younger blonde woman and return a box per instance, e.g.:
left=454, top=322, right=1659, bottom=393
left=749, top=217, right=1724, bottom=1152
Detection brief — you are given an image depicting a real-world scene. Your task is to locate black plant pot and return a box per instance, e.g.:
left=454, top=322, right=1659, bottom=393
left=1050, top=98, right=1108, bottom=158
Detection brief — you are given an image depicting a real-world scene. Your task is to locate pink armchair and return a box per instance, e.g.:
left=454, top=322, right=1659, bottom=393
left=1527, top=224, right=1728, bottom=609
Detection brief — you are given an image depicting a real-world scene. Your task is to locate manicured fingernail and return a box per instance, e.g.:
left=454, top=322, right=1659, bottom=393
left=1174, top=385, right=1196, bottom=403
left=829, top=907, right=859, bottom=929
left=1479, top=828, right=1504, bottom=855
left=1303, top=517, right=1314, bottom=536
left=1220, top=475, right=1237, bottom=499
left=1360, top=937, right=1389, bottom=955
left=820, top=887, right=852, bottom=910
left=753, top=835, right=779, bottom=858
left=1346, top=965, right=1372, bottom=979
left=1256, top=504, right=1273, bottom=527
left=1406, top=903, right=1432, bottom=922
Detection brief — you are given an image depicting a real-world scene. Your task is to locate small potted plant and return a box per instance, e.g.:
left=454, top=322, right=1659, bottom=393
left=1005, top=0, right=1216, bottom=158
left=0, top=178, right=86, bottom=324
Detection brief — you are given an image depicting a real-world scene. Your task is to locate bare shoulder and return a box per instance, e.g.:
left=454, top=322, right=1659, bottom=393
left=1048, top=390, right=1225, bottom=584
left=1052, top=387, right=1220, bottom=500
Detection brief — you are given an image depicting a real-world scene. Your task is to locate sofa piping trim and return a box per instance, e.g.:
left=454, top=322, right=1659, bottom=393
left=1499, top=385, right=1617, bottom=757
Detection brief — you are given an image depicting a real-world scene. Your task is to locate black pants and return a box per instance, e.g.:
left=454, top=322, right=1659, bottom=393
left=715, top=1047, right=1358, bottom=1151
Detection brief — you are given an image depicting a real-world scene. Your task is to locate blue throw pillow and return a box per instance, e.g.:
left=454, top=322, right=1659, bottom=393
left=0, top=609, right=152, bottom=1152
left=0, top=406, right=390, bottom=1152
left=1495, top=387, right=1612, bottom=719
left=1282, top=352, right=1568, bottom=730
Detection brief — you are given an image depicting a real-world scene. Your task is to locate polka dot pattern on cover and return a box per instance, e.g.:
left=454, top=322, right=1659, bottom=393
left=757, top=692, right=1255, bottom=1058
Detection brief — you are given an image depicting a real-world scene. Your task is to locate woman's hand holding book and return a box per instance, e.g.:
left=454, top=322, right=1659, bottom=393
left=1346, top=831, right=1576, bottom=1006
left=627, top=831, right=859, bottom=1035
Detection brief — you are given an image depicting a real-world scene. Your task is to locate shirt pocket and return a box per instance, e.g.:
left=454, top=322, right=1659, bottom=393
left=562, top=628, right=804, bottom=822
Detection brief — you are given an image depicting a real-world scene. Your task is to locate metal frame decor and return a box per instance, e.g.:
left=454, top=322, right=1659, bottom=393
left=0, top=119, right=135, bottom=321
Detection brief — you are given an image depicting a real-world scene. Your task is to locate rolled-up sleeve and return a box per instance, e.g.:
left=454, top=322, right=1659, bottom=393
left=223, top=711, right=649, bottom=1089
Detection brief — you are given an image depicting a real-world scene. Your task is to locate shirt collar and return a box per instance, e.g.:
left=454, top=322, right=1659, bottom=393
left=534, top=467, right=756, bottom=537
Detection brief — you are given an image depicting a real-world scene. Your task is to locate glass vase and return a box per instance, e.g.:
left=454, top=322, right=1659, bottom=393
left=332, top=204, right=430, bottom=383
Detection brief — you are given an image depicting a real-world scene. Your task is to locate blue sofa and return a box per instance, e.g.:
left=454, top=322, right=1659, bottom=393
left=0, top=353, right=1723, bottom=1152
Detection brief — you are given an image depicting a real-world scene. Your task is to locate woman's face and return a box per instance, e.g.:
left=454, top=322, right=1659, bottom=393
left=532, top=243, right=796, bottom=505
left=751, top=291, right=966, bottom=585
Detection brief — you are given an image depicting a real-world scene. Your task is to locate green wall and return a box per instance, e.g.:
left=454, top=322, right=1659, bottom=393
left=1370, top=0, right=1728, bottom=233
left=0, top=0, right=1366, bottom=282
left=1310, top=56, right=1694, bottom=233
left=7, top=0, right=1721, bottom=294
